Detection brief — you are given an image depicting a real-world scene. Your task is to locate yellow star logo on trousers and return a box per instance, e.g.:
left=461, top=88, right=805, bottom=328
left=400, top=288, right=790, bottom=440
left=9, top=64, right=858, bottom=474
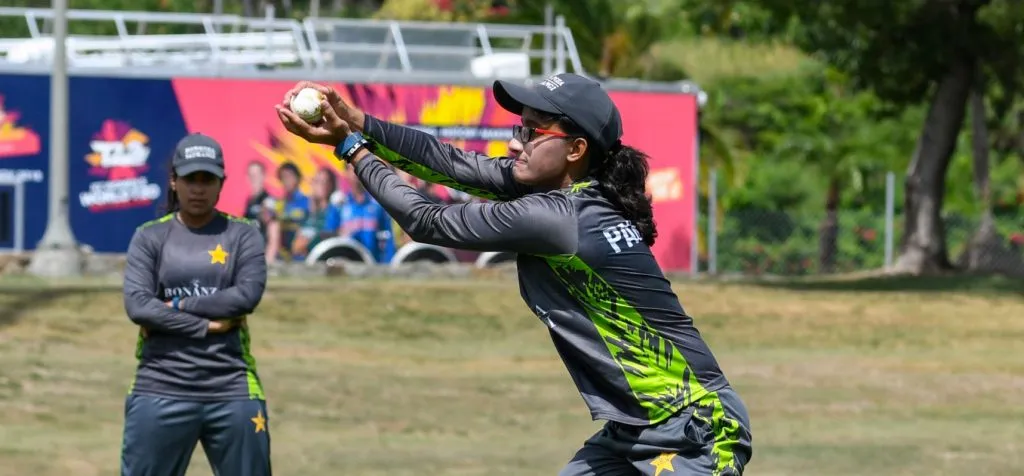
left=650, top=452, right=676, bottom=476
left=208, top=244, right=228, bottom=265
left=251, top=410, right=266, bottom=433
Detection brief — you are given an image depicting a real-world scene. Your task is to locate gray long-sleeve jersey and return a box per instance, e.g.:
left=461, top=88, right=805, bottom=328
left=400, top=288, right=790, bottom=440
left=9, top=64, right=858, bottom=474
left=357, top=116, right=730, bottom=426
left=123, top=212, right=268, bottom=401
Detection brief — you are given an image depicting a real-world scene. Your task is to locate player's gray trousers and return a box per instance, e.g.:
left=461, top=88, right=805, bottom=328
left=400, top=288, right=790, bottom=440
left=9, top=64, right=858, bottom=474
left=120, top=394, right=272, bottom=476
left=559, top=386, right=752, bottom=476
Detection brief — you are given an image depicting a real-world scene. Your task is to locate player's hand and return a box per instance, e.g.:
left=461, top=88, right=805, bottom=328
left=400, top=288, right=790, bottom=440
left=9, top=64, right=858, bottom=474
left=275, top=82, right=360, bottom=146
left=207, top=319, right=240, bottom=334
left=280, top=81, right=363, bottom=125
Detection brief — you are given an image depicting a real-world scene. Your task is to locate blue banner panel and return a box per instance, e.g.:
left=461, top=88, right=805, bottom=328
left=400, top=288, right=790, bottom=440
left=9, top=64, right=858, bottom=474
left=68, top=76, right=187, bottom=253
left=0, top=72, right=50, bottom=251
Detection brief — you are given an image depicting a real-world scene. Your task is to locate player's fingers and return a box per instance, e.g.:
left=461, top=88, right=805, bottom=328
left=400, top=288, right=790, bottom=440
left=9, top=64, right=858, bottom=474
left=321, top=99, right=346, bottom=130
left=318, top=85, right=346, bottom=108
left=319, top=101, right=351, bottom=140
left=277, top=104, right=305, bottom=125
left=309, top=82, right=331, bottom=97
left=278, top=105, right=335, bottom=143
left=275, top=107, right=307, bottom=136
left=282, top=83, right=302, bottom=106
left=282, top=81, right=316, bottom=106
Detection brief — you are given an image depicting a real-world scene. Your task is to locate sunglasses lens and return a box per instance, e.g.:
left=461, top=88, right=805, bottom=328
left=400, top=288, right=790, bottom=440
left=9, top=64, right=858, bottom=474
left=516, top=124, right=532, bottom=143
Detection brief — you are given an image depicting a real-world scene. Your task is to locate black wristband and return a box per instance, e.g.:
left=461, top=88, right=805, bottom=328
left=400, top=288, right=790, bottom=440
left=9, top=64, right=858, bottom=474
left=335, top=132, right=369, bottom=163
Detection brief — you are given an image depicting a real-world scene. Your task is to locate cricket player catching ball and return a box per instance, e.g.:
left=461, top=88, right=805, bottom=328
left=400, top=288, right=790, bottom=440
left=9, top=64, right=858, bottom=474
left=279, top=74, right=754, bottom=476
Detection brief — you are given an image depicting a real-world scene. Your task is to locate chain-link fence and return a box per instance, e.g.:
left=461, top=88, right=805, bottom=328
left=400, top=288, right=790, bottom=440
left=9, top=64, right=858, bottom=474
left=701, top=170, right=1024, bottom=277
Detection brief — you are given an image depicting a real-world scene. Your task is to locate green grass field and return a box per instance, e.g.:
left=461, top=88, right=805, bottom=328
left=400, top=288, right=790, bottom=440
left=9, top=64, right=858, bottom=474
left=0, top=275, right=1022, bottom=475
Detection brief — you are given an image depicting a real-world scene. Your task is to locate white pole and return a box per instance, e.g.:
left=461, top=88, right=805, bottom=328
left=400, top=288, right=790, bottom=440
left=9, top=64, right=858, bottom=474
left=708, top=168, right=718, bottom=275
left=28, top=0, right=83, bottom=277
left=884, top=171, right=895, bottom=268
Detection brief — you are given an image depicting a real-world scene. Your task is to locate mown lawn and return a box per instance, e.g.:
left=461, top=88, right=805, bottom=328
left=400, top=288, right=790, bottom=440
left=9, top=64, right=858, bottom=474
left=0, top=275, right=1021, bottom=475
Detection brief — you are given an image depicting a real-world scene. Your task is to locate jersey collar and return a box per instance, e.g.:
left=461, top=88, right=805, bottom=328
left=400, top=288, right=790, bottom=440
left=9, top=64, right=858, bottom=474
left=561, top=178, right=597, bottom=194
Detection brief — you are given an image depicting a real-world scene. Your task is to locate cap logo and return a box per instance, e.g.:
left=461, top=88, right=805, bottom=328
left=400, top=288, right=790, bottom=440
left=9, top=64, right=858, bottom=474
left=539, top=75, right=565, bottom=91
left=183, top=145, right=218, bottom=160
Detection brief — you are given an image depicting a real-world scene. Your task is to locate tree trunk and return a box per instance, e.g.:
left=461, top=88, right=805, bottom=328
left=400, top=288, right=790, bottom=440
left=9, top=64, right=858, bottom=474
left=818, top=177, right=840, bottom=274
left=956, top=78, right=1024, bottom=277
left=892, top=54, right=974, bottom=275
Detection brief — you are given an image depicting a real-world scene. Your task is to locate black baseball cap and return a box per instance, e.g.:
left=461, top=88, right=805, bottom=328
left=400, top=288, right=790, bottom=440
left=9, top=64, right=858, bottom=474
left=172, top=133, right=225, bottom=178
left=493, top=73, right=623, bottom=153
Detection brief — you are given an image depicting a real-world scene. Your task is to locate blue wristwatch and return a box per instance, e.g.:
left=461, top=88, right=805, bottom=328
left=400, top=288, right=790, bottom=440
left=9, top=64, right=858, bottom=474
left=172, top=295, right=181, bottom=310
left=335, top=132, right=369, bottom=163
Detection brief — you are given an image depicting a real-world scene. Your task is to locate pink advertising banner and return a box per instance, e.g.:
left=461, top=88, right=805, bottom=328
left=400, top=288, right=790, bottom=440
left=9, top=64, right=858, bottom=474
left=171, top=78, right=696, bottom=271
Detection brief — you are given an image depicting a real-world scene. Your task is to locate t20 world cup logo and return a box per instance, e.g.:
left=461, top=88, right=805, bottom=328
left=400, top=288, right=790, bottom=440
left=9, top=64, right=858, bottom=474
left=79, top=119, right=162, bottom=212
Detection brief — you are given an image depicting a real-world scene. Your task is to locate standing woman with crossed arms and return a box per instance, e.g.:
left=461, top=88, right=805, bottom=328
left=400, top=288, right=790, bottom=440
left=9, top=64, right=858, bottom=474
left=120, top=133, right=272, bottom=476
left=276, top=75, right=753, bottom=475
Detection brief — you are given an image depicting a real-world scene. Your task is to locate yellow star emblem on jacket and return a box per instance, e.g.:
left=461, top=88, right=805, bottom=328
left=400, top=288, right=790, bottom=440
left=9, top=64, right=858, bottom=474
left=208, top=244, right=228, bottom=265
left=251, top=410, right=266, bottom=433
left=650, top=452, right=676, bottom=476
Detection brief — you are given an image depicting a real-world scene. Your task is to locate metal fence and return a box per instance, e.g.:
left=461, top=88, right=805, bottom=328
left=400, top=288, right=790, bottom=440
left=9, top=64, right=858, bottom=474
left=701, top=170, right=1024, bottom=276
left=0, top=6, right=584, bottom=78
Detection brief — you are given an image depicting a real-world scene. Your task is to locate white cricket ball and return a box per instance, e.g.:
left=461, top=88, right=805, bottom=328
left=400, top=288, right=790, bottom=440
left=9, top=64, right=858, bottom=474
left=290, top=87, right=325, bottom=123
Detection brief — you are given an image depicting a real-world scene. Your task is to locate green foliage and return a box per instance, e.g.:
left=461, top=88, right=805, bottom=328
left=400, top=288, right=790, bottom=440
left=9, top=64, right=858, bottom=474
left=701, top=67, right=923, bottom=212
left=652, top=37, right=813, bottom=85
left=499, top=0, right=674, bottom=79
left=714, top=211, right=1023, bottom=276
left=749, top=0, right=962, bottom=105
left=374, top=0, right=496, bottom=21
left=944, top=131, right=1024, bottom=215
left=715, top=210, right=885, bottom=275
left=657, top=0, right=798, bottom=41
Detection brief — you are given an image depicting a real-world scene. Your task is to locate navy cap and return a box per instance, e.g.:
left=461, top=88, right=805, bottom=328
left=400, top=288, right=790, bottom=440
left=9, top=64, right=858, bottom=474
left=172, top=133, right=225, bottom=178
left=493, top=73, right=623, bottom=153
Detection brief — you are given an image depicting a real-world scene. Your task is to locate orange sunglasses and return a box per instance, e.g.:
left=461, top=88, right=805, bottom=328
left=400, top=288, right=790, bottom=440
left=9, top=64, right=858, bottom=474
left=512, top=124, right=569, bottom=144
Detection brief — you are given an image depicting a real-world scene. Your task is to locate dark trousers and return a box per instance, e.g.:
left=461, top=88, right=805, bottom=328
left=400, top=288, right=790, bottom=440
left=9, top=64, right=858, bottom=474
left=120, top=394, right=272, bottom=476
left=559, top=386, right=752, bottom=476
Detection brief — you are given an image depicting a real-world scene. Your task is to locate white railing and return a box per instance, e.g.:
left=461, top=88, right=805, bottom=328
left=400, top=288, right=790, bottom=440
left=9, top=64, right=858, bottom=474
left=0, top=7, right=314, bottom=70
left=0, top=7, right=583, bottom=78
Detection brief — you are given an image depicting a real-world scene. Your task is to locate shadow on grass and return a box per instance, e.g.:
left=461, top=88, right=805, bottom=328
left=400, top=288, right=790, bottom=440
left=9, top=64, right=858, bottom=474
left=742, top=274, right=1023, bottom=296
left=0, top=286, right=114, bottom=329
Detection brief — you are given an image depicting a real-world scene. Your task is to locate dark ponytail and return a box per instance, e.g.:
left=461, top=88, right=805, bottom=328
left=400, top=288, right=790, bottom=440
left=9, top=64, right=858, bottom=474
left=548, top=114, right=658, bottom=246
left=165, top=169, right=180, bottom=213
left=591, top=144, right=657, bottom=246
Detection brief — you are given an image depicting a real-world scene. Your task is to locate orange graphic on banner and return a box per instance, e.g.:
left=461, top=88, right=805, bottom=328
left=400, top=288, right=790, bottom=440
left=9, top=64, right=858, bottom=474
left=251, top=132, right=338, bottom=197
left=647, top=168, right=684, bottom=203
left=0, top=95, right=41, bottom=159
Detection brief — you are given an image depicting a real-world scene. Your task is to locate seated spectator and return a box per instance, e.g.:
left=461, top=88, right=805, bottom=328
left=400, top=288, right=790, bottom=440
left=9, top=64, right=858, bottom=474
left=339, top=165, right=396, bottom=264
left=243, top=161, right=271, bottom=240
left=290, top=167, right=342, bottom=261
left=264, top=162, right=309, bottom=263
